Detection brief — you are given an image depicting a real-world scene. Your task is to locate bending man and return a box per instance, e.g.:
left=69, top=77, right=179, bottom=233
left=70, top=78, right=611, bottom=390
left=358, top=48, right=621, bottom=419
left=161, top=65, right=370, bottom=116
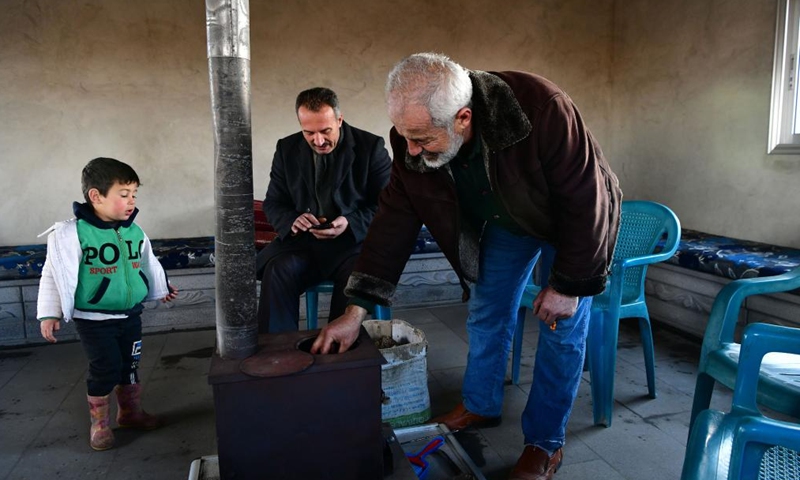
left=312, top=54, right=622, bottom=480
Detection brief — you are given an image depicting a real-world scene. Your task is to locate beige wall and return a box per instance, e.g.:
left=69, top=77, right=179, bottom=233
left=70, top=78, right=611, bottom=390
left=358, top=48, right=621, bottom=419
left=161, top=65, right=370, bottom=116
left=4, top=0, right=797, bottom=250
left=0, top=0, right=613, bottom=246
left=0, top=1, right=212, bottom=243
left=611, top=0, right=800, bottom=247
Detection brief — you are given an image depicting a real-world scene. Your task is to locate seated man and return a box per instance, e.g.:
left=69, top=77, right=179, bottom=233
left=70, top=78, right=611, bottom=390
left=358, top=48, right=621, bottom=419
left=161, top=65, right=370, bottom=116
left=256, top=87, right=391, bottom=333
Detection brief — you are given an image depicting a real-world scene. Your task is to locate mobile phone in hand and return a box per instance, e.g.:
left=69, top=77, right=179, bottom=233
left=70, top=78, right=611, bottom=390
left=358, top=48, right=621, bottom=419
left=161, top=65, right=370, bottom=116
left=309, top=222, right=334, bottom=230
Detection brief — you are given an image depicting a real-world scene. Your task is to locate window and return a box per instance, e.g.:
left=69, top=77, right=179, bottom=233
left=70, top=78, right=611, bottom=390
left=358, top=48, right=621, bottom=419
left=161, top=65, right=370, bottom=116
left=769, top=0, right=800, bottom=154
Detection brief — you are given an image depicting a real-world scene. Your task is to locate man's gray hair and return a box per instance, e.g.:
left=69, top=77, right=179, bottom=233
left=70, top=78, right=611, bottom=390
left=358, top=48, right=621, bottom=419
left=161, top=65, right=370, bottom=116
left=386, top=53, right=472, bottom=128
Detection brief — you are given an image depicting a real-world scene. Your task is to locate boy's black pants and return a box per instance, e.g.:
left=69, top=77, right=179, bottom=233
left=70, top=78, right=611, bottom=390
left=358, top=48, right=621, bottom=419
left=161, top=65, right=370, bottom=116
left=74, top=315, right=143, bottom=397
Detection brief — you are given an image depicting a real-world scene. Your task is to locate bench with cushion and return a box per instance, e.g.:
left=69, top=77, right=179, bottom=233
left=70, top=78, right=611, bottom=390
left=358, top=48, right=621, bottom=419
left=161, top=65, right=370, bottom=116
left=0, top=201, right=458, bottom=346
left=647, top=229, right=800, bottom=338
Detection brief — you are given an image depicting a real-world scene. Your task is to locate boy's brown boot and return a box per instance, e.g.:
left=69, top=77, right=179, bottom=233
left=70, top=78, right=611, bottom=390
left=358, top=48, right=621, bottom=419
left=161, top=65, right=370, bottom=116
left=87, top=394, right=115, bottom=451
left=115, top=384, right=161, bottom=430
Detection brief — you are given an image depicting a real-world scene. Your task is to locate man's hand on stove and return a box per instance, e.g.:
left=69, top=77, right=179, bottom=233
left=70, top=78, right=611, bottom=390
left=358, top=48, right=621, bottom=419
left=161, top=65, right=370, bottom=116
left=310, top=304, right=367, bottom=354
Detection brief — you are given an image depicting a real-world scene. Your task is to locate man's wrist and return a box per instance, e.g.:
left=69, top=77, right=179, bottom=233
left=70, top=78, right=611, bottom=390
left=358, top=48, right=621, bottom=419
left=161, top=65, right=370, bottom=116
left=348, top=297, right=374, bottom=314
left=548, top=286, right=578, bottom=301
left=344, top=304, right=369, bottom=323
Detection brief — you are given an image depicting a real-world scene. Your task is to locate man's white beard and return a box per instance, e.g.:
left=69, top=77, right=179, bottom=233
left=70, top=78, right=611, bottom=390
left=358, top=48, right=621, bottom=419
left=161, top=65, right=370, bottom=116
left=421, top=129, right=465, bottom=169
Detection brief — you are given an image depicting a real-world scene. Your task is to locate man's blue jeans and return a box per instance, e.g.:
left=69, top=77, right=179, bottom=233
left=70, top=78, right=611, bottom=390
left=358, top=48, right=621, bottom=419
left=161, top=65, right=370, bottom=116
left=462, top=225, right=591, bottom=454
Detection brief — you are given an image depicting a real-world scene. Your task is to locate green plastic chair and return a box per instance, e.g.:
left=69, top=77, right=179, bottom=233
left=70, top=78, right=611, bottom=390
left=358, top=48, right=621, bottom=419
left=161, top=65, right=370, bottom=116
left=512, top=200, right=681, bottom=429
left=688, top=266, right=800, bottom=434
left=681, top=322, right=800, bottom=480
left=586, top=200, right=681, bottom=426
left=305, top=281, right=392, bottom=330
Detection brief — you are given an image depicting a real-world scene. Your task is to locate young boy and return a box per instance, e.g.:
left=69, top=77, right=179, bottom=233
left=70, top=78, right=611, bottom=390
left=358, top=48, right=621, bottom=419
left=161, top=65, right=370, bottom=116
left=37, top=157, right=177, bottom=451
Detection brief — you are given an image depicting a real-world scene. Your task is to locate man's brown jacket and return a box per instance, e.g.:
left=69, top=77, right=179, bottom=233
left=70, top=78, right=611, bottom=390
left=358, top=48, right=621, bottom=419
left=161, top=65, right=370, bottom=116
left=346, top=70, right=622, bottom=305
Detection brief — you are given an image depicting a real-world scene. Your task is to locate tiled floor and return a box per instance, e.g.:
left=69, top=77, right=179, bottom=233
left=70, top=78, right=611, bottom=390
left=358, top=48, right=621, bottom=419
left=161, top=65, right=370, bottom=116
left=0, top=304, right=734, bottom=480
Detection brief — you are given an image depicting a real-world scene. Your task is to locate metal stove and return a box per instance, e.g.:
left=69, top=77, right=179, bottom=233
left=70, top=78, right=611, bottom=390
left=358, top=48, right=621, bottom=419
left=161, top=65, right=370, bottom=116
left=208, top=327, right=386, bottom=479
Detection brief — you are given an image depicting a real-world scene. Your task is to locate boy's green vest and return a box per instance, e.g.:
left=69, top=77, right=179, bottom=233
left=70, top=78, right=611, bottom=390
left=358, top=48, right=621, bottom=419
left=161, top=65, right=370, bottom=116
left=74, top=219, right=149, bottom=313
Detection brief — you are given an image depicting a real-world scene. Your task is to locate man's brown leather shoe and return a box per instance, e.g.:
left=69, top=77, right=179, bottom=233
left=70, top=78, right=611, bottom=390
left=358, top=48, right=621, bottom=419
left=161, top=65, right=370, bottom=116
left=509, top=446, right=563, bottom=480
left=428, top=402, right=501, bottom=432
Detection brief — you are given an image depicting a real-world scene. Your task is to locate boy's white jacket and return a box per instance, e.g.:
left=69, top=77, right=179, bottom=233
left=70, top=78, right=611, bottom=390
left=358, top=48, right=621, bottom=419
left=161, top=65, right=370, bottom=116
left=36, top=218, right=170, bottom=322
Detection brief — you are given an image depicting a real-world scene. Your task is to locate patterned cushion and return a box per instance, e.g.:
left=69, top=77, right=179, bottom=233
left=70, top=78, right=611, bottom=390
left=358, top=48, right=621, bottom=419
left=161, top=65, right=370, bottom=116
left=664, top=229, right=800, bottom=279
left=0, top=244, right=47, bottom=280
left=0, top=201, right=441, bottom=280
left=0, top=238, right=217, bottom=280
left=6, top=226, right=797, bottom=282
left=149, top=237, right=216, bottom=270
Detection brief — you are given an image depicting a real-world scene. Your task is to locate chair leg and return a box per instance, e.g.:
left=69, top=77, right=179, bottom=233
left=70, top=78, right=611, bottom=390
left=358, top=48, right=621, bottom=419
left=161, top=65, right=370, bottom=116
left=373, top=305, right=392, bottom=320
left=588, top=309, right=620, bottom=427
left=305, top=290, right=319, bottom=330
left=511, top=307, right=526, bottom=385
left=688, top=373, right=716, bottom=437
left=638, top=314, right=657, bottom=399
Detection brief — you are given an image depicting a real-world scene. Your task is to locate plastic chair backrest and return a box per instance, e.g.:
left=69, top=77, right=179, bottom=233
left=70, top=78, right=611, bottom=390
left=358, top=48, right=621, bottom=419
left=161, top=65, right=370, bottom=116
left=612, top=201, right=681, bottom=304
left=700, top=266, right=800, bottom=365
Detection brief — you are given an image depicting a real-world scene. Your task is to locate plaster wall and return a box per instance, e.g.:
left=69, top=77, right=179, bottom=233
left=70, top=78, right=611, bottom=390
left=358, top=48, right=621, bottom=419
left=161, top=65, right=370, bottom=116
left=610, top=0, right=800, bottom=248
left=0, top=0, right=613, bottom=246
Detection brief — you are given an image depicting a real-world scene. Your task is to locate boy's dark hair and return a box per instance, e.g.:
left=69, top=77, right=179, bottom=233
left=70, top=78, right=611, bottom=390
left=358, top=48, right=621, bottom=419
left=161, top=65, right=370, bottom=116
left=81, top=157, right=141, bottom=203
left=295, top=87, right=340, bottom=117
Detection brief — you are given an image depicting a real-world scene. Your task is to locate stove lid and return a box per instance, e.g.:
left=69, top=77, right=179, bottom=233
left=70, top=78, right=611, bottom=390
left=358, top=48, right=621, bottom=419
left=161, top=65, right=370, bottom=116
left=208, top=327, right=386, bottom=385
left=239, top=349, right=315, bottom=377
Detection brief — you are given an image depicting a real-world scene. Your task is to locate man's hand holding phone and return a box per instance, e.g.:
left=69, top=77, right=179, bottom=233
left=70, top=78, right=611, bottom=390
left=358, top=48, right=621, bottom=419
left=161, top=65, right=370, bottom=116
left=309, top=221, right=334, bottom=230
left=291, top=213, right=322, bottom=235
left=309, top=216, right=348, bottom=240
left=291, top=214, right=348, bottom=238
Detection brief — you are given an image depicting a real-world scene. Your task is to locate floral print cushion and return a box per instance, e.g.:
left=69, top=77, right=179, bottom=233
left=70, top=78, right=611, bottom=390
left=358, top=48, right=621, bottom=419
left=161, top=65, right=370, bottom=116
left=665, top=229, right=800, bottom=279
left=0, top=226, right=441, bottom=280
left=0, top=237, right=217, bottom=281
left=5, top=227, right=796, bottom=282
left=0, top=244, right=47, bottom=280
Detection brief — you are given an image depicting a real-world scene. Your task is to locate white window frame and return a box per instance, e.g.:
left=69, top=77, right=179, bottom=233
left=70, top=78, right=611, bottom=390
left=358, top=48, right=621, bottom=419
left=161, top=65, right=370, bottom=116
left=769, top=0, right=800, bottom=154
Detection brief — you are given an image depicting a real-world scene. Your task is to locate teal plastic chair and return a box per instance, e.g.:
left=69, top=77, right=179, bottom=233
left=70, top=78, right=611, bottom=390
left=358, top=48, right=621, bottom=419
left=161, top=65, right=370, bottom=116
left=681, top=322, right=800, bottom=480
left=586, top=200, right=681, bottom=426
left=511, top=200, right=681, bottom=422
left=305, top=281, right=392, bottom=330
left=688, top=266, right=800, bottom=434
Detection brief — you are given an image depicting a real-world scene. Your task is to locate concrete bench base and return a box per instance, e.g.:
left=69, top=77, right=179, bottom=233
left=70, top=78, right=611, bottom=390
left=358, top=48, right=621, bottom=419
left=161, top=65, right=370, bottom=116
left=6, top=253, right=798, bottom=347
left=0, top=253, right=461, bottom=347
